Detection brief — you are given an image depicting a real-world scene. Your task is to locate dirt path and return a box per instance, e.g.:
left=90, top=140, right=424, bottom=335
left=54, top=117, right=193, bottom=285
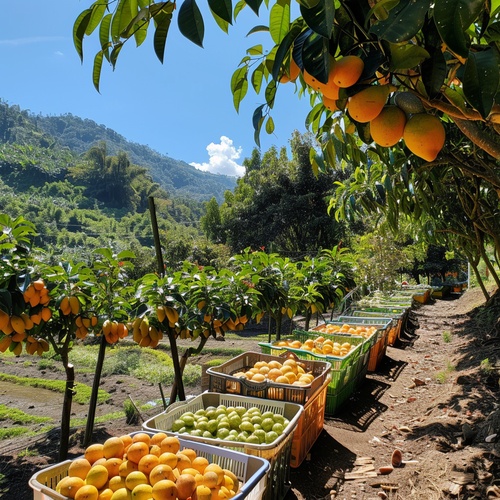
left=1, top=287, right=499, bottom=500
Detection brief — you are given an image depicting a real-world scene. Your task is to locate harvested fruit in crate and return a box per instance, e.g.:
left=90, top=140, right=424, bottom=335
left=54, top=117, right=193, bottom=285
left=232, top=357, right=315, bottom=386
left=55, top=434, right=242, bottom=499
left=171, top=404, right=290, bottom=445
left=275, top=336, right=355, bottom=356
left=314, top=323, right=378, bottom=338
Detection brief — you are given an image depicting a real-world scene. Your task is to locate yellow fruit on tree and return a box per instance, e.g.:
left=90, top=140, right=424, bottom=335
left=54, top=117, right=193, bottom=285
left=12, top=341, right=22, bottom=356
left=10, top=315, right=25, bottom=335
left=60, top=296, right=71, bottom=315
left=347, top=85, right=390, bottom=123
left=0, top=309, right=10, bottom=331
left=322, top=95, right=339, bottom=112
left=21, top=312, right=34, bottom=330
left=69, top=296, right=80, bottom=315
left=331, top=55, right=364, bottom=88
left=164, top=307, right=179, bottom=325
left=0, top=335, right=12, bottom=353
left=279, top=57, right=300, bottom=83
left=157, top=305, right=166, bottom=323
left=302, top=58, right=340, bottom=100
left=370, top=105, right=407, bottom=147
left=403, top=113, right=446, bottom=161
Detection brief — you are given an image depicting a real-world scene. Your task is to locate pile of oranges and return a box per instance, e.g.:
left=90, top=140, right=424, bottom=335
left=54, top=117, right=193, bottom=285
left=55, top=433, right=241, bottom=499
left=274, top=336, right=354, bottom=357
left=313, top=324, right=378, bottom=339
left=232, top=357, right=315, bottom=386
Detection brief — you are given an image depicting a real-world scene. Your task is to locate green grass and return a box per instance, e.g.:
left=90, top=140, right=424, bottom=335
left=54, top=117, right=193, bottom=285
left=480, top=358, right=494, bottom=375
left=0, top=373, right=109, bottom=404
left=0, top=425, right=54, bottom=441
left=0, top=404, right=52, bottom=424
left=435, top=361, right=456, bottom=383
left=442, top=330, right=452, bottom=343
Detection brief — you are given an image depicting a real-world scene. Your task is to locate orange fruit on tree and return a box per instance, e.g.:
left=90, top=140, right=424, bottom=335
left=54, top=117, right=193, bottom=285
left=370, top=105, right=407, bottom=147
left=279, top=56, right=300, bottom=83
left=85, top=443, right=105, bottom=465
left=331, top=55, right=364, bottom=87
left=103, top=436, right=126, bottom=459
left=347, top=85, right=390, bottom=123
left=302, top=58, right=340, bottom=100
left=403, top=113, right=446, bottom=161
left=68, top=458, right=92, bottom=480
left=322, top=95, right=339, bottom=112
left=86, top=464, right=109, bottom=490
left=151, top=479, right=178, bottom=500
left=56, top=476, right=85, bottom=498
left=74, top=484, right=99, bottom=500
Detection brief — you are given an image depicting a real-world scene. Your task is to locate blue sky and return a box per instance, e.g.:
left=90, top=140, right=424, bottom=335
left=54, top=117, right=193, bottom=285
left=0, top=1, right=311, bottom=177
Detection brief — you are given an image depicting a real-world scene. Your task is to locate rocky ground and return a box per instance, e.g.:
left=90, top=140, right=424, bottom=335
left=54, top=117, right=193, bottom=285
left=1, top=286, right=499, bottom=499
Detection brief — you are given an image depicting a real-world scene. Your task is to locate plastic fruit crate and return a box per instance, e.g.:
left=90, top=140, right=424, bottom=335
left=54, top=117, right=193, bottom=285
left=290, top=376, right=329, bottom=468
left=207, top=351, right=331, bottom=405
left=142, top=393, right=303, bottom=500
left=333, top=316, right=392, bottom=372
left=30, top=432, right=269, bottom=500
left=259, top=331, right=364, bottom=416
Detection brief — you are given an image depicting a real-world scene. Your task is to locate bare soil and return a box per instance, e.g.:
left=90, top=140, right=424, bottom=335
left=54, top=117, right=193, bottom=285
left=1, top=286, right=500, bottom=500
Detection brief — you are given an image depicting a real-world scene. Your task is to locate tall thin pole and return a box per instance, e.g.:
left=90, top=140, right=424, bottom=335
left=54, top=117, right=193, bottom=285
left=148, top=196, right=165, bottom=276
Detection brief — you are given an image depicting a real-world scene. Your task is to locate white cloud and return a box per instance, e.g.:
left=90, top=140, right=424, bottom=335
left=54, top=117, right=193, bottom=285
left=190, top=136, right=245, bottom=178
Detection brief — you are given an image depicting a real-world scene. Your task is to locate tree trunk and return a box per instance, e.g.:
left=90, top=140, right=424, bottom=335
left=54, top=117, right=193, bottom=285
left=166, top=329, right=185, bottom=404
left=59, top=363, right=75, bottom=461
left=83, top=335, right=107, bottom=447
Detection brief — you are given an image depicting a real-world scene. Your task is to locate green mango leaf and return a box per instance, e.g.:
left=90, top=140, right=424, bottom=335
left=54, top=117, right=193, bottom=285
left=245, top=0, right=263, bottom=15
left=297, top=0, right=320, bottom=8
left=87, top=2, right=107, bottom=36
left=231, top=67, right=249, bottom=112
left=111, top=0, right=134, bottom=41
left=73, top=9, right=93, bottom=62
left=434, top=0, right=484, bottom=59
left=265, top=115, right=275, bottom=134
left=271, top=20, right=303, bottom=81
left=110, top=41, right=123, bottom=68
left=178, top=0, right=204, bottom=47
left=234, top=0, right=246, bottom=19
left=270, top=0, right=291, bottom=45
left=210, top=11, right=230, bottom=33
left=300, top=0, right=335, bottom=38
left=486, top=21, right=500, bottom=42
left=208, top=0, right=232, bottom=25
left=247, top=44, right=264, bottom=56
left=264, top=80, right=277, bottom=108
left=99, top=13, right=113, bottom=60
left=122, top=7, right=148, bottom=37
left=463, top=48, right=499, bottom=118
left=301, top=29, right=330, bottom=83
left=369, top=0, right=431, bottom=43
left=252, top=104, right=265, bottom=146
left=421, top=48, right=447, bottom=98
left=388, top=43, right=429, bottom=70
left=92, top=50, right=104, bottom=93
left=153, top=10, right=172, bottom=63
left=251, top=62, right=265, bottom=93
left=247, top=25, right=270, bottom=35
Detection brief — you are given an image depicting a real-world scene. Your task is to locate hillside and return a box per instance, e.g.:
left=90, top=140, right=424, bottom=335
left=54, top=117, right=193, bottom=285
left=0, top=101, right=236, bottom=202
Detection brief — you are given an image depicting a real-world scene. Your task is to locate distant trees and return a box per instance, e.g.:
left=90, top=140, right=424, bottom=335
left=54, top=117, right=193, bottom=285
left=211, top=132, right=347, bottom=256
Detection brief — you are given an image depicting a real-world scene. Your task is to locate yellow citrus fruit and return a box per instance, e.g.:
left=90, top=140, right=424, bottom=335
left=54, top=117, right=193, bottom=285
left=175, top=473, right=197, bottom=500
left=138, top=453, right=160, bottom=476
left=109, top=488, right=131, bottom=499
left=160, top=436, right=180, bottom=454
left=322, top=95, right=339, bottom=112
left=175, top=453, right=192, bottom=473
left=194, top=484, right=212, bottom=500
left=202, top=471, right=219, bottom=489
left=179, top=448, right=197, bottom=462
left=85, top=444, right=105, bottom=465
left=347, top=85, right=390, bottom=123
left=330, top=55, right=364, bottom=88
left=119, top=435, right=133, bottom=451
left=370, top=105, right=407, bottom=147
left=85, top=464, right=109, bottom=490
left=130, top=483, right=153, bottom=500
left=97, top=488, right=114, bottom=500
left=131, top=432, right=151, bottom=448
left=403, top=113, right=445, bottom=161
left=149, top=464, right=176, bottom=486
left=68, top=458, right=92, bottom=480
left=158, top=452, right=178, bottom=469
left=56, top=476, right=85, bottom=498
left=74, top=484, right=99, bottom=500
left=151, top=479, right=177, bottom=500
left=103, top=436, right=126, bottom=459
left=126, top=442, right=149, bottom=464
left=150, top=432, right=168, bottom=447
left=103, top=457, right=123, bottom=478
left=191, top=456, right=209, bottom=474
left=108, top=475, right=127, bottom=492
left=124, top=470, right=148, bottom=491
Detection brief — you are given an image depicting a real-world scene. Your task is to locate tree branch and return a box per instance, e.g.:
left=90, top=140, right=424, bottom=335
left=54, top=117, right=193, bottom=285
left=452, top=118, right=500, bottom=160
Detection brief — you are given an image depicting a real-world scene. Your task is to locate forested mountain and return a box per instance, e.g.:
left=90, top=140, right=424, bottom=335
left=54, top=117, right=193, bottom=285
left=0, top=101, right=236, bottom=202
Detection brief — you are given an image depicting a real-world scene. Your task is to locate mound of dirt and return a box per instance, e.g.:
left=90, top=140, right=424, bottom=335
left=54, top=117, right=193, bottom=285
left=1, top=286, right=500, bottom=499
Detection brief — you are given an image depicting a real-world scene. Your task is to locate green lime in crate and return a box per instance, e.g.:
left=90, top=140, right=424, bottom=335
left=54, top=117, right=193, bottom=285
left=30, top=432, right=269, bottom=500
left=206, top=351, right=331, bottom=405
left=259, top=331, right=365, bottom=416
left=142, top=392, right=304, bottom=500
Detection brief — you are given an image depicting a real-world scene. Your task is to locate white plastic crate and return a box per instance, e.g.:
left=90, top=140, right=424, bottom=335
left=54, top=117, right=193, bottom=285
left=29, top=433, right=269, bottom=500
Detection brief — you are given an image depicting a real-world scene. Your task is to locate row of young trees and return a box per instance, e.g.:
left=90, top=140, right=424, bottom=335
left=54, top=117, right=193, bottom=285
left=0, top=213, right=354, bottom=456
